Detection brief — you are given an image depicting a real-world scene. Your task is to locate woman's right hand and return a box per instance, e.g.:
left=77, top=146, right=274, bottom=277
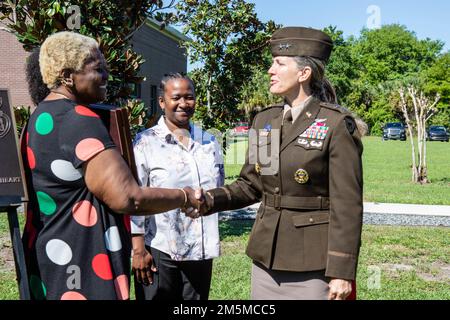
left=182, top=188, right=213, bottom=218
left=131, top=235, right=156, bottom=285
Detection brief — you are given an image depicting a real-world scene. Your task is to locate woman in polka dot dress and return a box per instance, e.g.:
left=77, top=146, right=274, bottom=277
left=21, top=31, right=202, bottom=300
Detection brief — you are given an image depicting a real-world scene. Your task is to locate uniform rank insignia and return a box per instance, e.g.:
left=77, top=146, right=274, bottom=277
left=299, top=118, right=329, bottom=140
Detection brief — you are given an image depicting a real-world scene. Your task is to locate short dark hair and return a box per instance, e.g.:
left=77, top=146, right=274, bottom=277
left=159, top=73, right=195, bottom=98
left=26, top=47, right=50, bottom=105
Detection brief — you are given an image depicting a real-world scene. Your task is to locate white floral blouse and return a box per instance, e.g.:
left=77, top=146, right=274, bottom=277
left=131, top=116, right=224, bottom=261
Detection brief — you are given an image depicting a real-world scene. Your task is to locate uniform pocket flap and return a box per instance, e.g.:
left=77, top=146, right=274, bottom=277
left=292, top=212, right=330, bottom=227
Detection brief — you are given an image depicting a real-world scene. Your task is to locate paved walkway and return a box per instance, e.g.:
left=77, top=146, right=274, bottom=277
left=240, top=202, right=450, bottom=216
left=363, top=202, right=450, bottom=216
left=219, top=202, right=450, bottom=226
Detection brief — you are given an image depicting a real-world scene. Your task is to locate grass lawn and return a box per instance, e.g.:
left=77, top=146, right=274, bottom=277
left=224, top=136, right=450, bottom=205
left=209, top=221, right=449, bottom=300
left=0, top=136, right=448, bottom=299
left=1, top=215, right=448, bottom=300
left=0, top=212, right=23, bottom=300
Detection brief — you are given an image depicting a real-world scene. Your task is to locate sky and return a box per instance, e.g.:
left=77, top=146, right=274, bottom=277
left=249, top=0, right=449, bottom=50
left=186, top=0, right=449, bottom=70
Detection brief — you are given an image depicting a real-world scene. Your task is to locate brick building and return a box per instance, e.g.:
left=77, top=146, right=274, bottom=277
left=0, top=29, right=33, bottom=107
left=0, top=19, right=188, bottom=117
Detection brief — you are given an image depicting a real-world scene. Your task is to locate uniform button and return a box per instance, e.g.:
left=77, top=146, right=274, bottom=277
left=274, top=187, right=280, bottom=193
left=309, top=218, right=314, bottom=223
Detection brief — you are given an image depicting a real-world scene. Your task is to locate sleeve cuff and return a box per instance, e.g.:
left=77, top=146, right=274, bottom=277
left=130, top=216, right=146, bottom=234
left=325, top=251, right=358, bottom=280
left=208, top=187, right=232, bottom=212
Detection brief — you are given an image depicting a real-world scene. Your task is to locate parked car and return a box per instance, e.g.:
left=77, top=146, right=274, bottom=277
left=229, top=122, right=250, bottom=137
left=426, top=125, right=449, bottom=142
left=382, top=122, right=406, bottom=141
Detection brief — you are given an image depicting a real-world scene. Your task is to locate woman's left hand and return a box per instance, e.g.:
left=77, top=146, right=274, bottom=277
left=328, top=278, right=352, bottom=300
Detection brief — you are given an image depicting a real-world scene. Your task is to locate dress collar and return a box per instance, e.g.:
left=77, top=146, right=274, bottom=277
left=154, top=116, right=194, bottom=149
left=284, top=95, right=313, bottom=110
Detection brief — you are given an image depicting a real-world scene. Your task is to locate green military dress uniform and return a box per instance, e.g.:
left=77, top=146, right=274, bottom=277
left=205, top=26, right=364, bottom=282
left=207, top=97, right=363, bottom=280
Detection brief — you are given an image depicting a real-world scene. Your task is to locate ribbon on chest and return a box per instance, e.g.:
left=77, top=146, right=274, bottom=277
left=297, top=118, right=329, bottom=150
left=299, top=118, right=329, bottom=140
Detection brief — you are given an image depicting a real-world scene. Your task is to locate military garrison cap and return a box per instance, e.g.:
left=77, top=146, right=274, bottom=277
left=270, top=27, right=333, bottom=61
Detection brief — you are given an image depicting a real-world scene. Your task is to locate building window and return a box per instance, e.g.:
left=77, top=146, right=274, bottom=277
left=130, top=83, right=141, bottom=99
left=150, top=85, right=158, bottom=114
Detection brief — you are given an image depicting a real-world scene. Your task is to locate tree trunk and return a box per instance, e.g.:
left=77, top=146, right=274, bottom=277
left=402, top=86, right=440, bottom=184
left=400, top=89, right=418, bottom=182
left=419, top=119, right=428, bottom=184
left=411, top=88, right=422, bottom=182
left=409, top=128, right=418, bottom=183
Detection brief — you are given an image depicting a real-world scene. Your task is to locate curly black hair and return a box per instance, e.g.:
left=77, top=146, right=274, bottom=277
left=26, top=47, right=50, bottom=105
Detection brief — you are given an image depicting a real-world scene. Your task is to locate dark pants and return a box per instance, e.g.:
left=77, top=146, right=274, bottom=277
left=134, top=246, right=213, bottom=300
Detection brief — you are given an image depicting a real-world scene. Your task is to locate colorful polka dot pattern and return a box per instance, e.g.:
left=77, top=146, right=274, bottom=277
left=35, top=112, right=54, bottom=135
left=51, top=159, right=82, bottom=181
left=72, top=200, right=98, bottom=227
left=45, top=239, right=73, bottom=265
left=61, top=291, right=87, bottom=300
left=75, top=138, right=105, bottom=161
left=36, top=191, right=57, bottom=215
left=24, top=101, right=130, bottom=299
left=75, top=105, right=100, bottom=118
left=30, top=275, right=46, bottom=300
left=92, top=254, right=113, bottom=280
left=114, top=275, right=129, bottom=300
left=27, top=147, right=36, bottom=170
left=105, top=226, right=122, bottom=252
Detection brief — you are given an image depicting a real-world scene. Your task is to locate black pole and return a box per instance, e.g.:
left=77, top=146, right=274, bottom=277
left=6, top=206, right=30, bottom=300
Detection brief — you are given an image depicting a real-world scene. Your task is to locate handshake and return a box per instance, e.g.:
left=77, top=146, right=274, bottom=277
left=181, top=187, right=213, bottom=218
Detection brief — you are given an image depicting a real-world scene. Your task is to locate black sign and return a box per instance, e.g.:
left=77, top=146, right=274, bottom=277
left=0, top=89, right=28, bottom=207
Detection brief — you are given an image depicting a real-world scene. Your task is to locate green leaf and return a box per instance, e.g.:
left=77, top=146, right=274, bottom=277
left=46, top=8, right=55, bottom=16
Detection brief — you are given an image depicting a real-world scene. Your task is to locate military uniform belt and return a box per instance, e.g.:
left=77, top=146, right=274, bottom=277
left=262, top=193, right=330, bottom=210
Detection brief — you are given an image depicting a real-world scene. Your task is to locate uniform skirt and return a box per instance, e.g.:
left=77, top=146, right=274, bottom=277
left=251, top=261, right=330, bottom=300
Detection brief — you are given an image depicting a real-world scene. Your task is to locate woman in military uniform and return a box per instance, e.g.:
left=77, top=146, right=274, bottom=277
left=189, top=26, right=365, bottom=300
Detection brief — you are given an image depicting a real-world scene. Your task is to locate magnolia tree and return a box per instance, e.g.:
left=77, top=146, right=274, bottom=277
left=399, top=86, right=440, bottom=184
left=173, top=0, right=277, bottom=131
left=0, top=0, right=176, bottom=135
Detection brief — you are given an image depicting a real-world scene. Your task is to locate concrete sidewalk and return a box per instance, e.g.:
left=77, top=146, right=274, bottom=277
left=221, top=202, right=450, bottom=226
left=242, top=201, right=450, bottom=216
left=363, top=202, right=450, bottom=216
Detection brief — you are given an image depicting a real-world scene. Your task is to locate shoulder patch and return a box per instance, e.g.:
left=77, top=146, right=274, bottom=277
left=344, top=116, right=356, bottom=135
left=320, top=102, right=351, bottom=115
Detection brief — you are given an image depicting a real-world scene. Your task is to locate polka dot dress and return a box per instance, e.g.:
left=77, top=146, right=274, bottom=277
left=21, top=99, right=131, bottom=300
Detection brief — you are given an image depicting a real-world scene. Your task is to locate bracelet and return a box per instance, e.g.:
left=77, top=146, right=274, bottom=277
left=179, top=188, right=188, bottom=208
left=206, top=191, right=214, bottom=211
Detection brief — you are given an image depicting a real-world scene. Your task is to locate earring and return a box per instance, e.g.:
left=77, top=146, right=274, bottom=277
left=61, top=78, right=74, bottom=88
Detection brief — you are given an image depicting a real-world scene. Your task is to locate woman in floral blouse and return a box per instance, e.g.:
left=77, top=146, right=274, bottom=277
left=131, top=73, right=224, bottom=300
